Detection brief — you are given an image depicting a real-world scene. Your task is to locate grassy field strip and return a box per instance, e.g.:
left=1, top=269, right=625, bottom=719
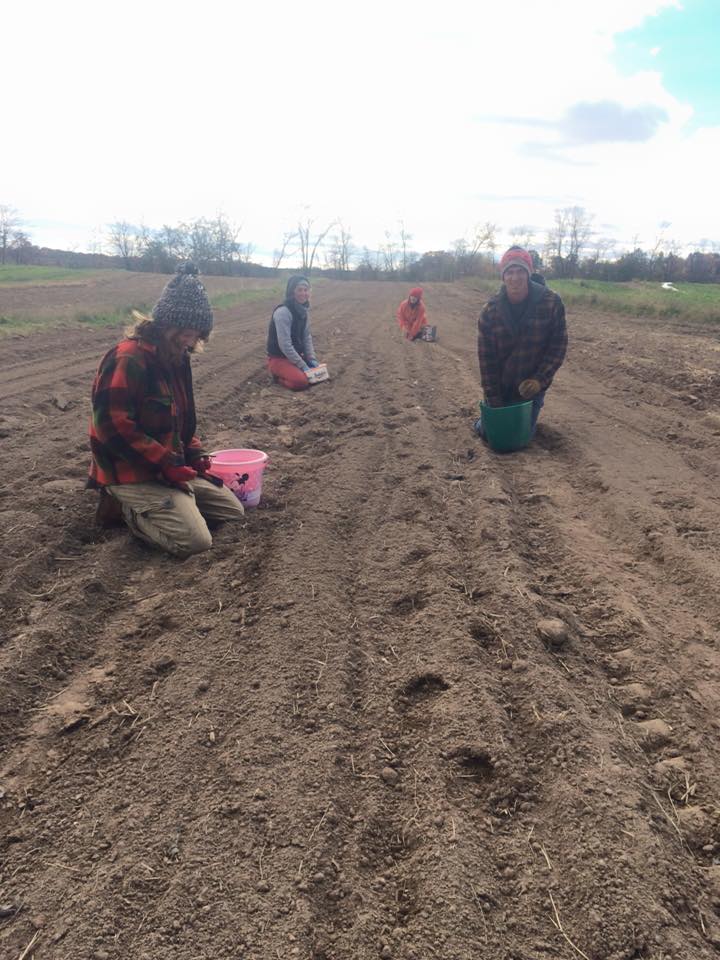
left=0, top=288, right=284, bottom=336
left=209, top=286, right=283, bottom=309
left=0, top=265, right=102, bottom=283
left=0, top=306, right=152, bottom=336
left=551, top=278, right=720, bottom=323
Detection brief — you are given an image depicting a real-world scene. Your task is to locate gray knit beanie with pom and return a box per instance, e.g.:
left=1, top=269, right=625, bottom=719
left=151, top=262, right=214, bottom=337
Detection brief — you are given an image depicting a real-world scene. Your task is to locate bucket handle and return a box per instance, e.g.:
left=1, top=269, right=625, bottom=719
left=205, top=470, right=249, bottom=489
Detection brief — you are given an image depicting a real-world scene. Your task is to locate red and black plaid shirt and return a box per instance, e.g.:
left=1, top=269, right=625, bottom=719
left=477, top=284, right=568, bottom=406
left=87, top=337, right=206, bottom=488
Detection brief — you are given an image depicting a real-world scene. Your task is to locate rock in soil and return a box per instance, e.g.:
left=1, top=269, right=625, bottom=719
left=536, top=617, right=569, bottom=648
left=636, top=718, right=672, bottom=745
left=653, top=756, right=688, bottom=777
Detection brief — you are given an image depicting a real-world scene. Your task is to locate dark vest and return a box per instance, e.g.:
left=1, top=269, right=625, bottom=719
left=267, top=302, right=308, bottom=358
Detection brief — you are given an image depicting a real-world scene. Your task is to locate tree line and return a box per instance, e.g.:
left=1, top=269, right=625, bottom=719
left=2, top=202, right=719, bottom=284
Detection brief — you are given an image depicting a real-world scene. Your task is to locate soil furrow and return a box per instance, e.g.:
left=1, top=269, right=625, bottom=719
left=2, top=278, right=720, bottom=959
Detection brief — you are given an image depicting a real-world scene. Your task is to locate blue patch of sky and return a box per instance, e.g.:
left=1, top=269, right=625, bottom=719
left=613, top=0, right=720, bottom=127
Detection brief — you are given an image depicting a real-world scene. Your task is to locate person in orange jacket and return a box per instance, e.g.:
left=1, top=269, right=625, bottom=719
left=396, top=287, right=427, bottom=341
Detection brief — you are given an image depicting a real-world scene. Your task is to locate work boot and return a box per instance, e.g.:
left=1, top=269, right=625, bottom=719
left=95, top=489, right=124, bottom=528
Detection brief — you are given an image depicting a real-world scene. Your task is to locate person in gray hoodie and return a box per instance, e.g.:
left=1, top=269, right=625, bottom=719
left=266, top=276, right=321, bottom=390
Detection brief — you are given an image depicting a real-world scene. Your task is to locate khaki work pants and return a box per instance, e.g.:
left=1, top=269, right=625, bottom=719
left=107, top=478, right=245, bottom=557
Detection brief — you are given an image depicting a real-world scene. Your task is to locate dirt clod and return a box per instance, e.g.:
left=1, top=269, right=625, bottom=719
left=536, top=617, right=569, bottom=648
left=636, top=718, right=672, bottom=744
left=653, top=756, right=688, bottom=777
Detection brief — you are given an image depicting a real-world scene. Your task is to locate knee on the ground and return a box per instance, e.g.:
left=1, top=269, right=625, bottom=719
left=172, top=524, right=214, bottom=557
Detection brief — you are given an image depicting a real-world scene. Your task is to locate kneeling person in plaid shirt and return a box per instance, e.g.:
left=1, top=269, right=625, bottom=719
left=475, top=246, right=567, bottom=439
left=87, top=263, right=245, bottom=556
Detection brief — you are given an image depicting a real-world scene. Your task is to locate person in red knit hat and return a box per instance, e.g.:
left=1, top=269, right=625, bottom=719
left=475, top=246, right=567, bottom=440
left=396, top=287, right=428, bottom=341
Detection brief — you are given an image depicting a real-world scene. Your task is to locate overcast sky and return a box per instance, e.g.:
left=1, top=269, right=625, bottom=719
left=4, top=0, right=719, bottom=262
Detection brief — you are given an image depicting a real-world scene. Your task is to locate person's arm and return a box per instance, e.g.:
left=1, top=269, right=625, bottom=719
left=91, top=352, right=178, bottom=471
left=178, top=362, right=208, bottom=463
left=302, top=322, right=317, bottom=365
left=185, top=437, right=208, bottom=462
left=396, top=302, right=407, bottom=329
left=272, top=306, right=308, bottom=370
left=408, top=302, right=426, bottom=339
left=477, top=308, right=503, bottom=406
left=535, top=298, right=568, bottom=388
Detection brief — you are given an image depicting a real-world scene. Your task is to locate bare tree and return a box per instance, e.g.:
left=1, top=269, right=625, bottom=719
left=452, top=221, right=497, bottom=276
left=87, top=226, right=106, bottom=256
left=590, top=236, right=616, bottom=262
left=509, top=225, right=536, bottom=248
left=297, top=215, right=336, bottom=273
left=398, top=220, right=412, bottom=272
left=545, top=206, right=593, bottom=276
left=544, top=209, right=569, bottom=263
left=0, top=205, right=21, bottom=265
left=273, top=231, right=298, bottom=269
left=327, top=221, right=354, bottom=272
left=649, top=221, right=674, bottom=260
left=10, top=230, right=32, bottom=264
left=159, top=224, right=190, bottom=261
left=239, top=242, right=255, bottom=263
left=567, top=206, right=593, bottom=264
left=381, top=230, right=397, bottom=273
left=355, top=246, right=378, bottom=279
left=185, top=218, right=216, bottom=267
left=136, top=223, right=153, bottom=256
left=469, top=221, right=498, bottom=259
left=107, top=220, right=138, bottom=269
left=210, top=212, right=241, bottom=263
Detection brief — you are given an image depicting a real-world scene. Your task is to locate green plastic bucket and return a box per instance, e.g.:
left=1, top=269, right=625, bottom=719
left=479, top=400, right=533, bottom=452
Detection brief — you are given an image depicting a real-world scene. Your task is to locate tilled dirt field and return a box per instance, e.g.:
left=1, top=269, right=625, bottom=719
left=1, top=277, right=720, bottom=960
left=0, top=271, right=274, bottom=329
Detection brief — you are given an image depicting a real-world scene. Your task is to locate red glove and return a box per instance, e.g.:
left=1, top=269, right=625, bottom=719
left=162, top=464, right=197, bottom=484
left=191, top=456, right=212, bottom=474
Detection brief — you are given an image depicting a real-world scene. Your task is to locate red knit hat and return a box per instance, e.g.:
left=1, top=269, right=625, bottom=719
left=409, top=287, right=423, bottom=298
left=499, top=247, right=533, bottom=278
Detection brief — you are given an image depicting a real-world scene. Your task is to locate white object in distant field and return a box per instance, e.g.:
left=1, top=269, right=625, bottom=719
left=661, top=282, right=680, bottom=292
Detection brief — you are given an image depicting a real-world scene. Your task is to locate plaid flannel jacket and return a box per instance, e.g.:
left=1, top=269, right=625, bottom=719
left=87, top=337, right=206, bottom=488
left=477, top=284, right=568, bottom=406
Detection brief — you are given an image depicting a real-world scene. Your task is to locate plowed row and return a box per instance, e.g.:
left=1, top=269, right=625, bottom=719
left=1, top=277, right=719, bottom=959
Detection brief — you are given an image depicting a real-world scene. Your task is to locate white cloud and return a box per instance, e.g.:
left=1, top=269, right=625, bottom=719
left=4, top=0, right=712, bottom=258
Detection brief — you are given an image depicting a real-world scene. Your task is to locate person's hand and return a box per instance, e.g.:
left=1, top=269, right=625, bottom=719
left=162, top=464, right=197, bottom=484
left=191, top=456, right=212, bottom=474
left=307, top=359, right=320, bottom=368
left=518, top=378, right=542, bottom=399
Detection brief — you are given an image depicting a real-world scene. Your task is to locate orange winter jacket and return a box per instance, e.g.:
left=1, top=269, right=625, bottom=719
left=396, top=287, right=426, bottom=340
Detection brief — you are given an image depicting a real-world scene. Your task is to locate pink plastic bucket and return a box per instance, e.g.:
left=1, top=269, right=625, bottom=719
left=209, top=449, right=269, bottom=508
